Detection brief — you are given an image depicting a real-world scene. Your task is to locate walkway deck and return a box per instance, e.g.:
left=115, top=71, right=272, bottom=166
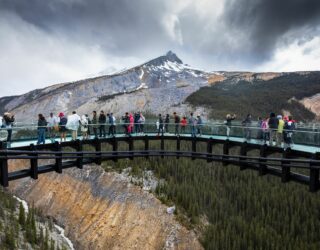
left=8, top=133, right=320, bottom=154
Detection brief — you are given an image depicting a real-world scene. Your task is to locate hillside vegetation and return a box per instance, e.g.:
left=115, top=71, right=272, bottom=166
left=101, top=141, right=320, bottom=250
left=186, top=72, right=320, bottom=121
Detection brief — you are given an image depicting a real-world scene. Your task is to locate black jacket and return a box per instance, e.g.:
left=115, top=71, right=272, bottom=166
left=268, top=117, right=279, bottom=129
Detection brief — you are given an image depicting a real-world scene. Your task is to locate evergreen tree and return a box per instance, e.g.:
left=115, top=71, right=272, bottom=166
left=18, top=202, right=25, bottom=228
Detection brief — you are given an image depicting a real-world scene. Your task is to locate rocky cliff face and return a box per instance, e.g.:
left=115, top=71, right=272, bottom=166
left=8, top=160, right=202, bottom=250
left=300, top=93, right=320, bottom=118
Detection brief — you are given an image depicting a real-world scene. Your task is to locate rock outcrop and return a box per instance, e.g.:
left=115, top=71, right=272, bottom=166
left=8, top=160, right=202, bottom=250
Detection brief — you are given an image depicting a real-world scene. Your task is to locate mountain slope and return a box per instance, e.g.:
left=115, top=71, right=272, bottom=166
left=0, top=51, right=320, bottom=122
left=186, top=71, right=320, bottom=121
left=0, top=51, right=209, bottom=122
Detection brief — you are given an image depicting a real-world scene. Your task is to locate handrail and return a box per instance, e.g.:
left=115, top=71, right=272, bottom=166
left=1, top=122, right=320, bottom=134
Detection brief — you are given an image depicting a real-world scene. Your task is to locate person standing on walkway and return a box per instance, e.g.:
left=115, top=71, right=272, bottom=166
left=37, top=114, right=47, bottom=145
left=164, top=114, right=170, bottom=133
left=47, top=113, right=59, bottom=143
left=257, top=117, right=263, bottom=140
left=3, top=112, right=15, bottom=146
left=134, top=112, right=140, bottom=134
left=189, top=113, right=196, bottom=137
left=242, top=114, right=252, bottom=140
left=138, top=112, right=145, bottom=134
left=225, top=114, right=236, bottom=137
left=58, top=112, right=67, bottom=142
left=80, top=115, right=89, bottom=140
left=157, top=114, right=164, bottom=136
left=107, top=113, right=116, bottom=136
left=284, top=116, right=295, bottom=148
left=173, top=112, right=180, bottom=135
left=67, top=111, right=81, bottom=140
left=85, top=114, right=91, bottom=136
left=196, top=114, right=203, bottom=136
left=92, top=111, right=98, bottom=138
left=180, top=116, right=187, bottom=134
left=129, top=113, right=134, bottom=134
left=99, top=111, right=106, bottom=137
left=276, top=115, right=285, bottom=147
left=268, top=112, right=279, bottom=146
left=261, top=117, right=269, bottom=144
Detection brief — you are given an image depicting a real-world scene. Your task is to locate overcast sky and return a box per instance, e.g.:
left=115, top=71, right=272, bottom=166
left=1, top=0, right=320, bottom=97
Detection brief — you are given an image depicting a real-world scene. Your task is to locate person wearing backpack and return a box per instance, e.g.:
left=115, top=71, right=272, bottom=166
left=173, top=112, right=180, bottom=135
left=37, top=114, right=47, bottom=145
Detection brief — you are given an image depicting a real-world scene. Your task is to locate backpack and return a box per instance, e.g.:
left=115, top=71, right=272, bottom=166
left=261, top=121, right=268, bottom=131
left=284, top=121, right=295, bottom=131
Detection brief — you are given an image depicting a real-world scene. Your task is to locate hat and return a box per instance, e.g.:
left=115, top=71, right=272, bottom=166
left=58, top=112, right=64, bottom=117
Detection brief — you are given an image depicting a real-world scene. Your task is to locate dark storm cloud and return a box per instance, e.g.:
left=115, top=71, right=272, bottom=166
left=0, top=0, right=320, bottom=69
left=221, top=0, right=320, bottom=63
left=0, top=0, right=171, bottom=56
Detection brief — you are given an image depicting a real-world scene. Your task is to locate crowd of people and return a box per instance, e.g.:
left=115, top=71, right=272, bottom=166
left=1, top=110, right=296, bottom=148
left=229, top=113, right=296, bottom=147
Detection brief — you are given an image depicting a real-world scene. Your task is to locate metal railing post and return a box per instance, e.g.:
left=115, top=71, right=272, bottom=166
left=76, top=139, right=83, bottom=169
left=54, top=141, right=63, bottom=173
left=309, top=152, right=320, bottom=192
left=30, top=144, right=38, bottom=179
left=281, top=148, right=291, bottom=183
left=0, top=141, right=9, bottom=187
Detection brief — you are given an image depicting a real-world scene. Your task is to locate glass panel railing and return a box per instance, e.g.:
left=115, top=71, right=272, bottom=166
left=0, top=121, right=320, bottom=149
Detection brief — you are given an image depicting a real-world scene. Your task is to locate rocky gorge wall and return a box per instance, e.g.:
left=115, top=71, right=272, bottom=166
left=7, top=159, right=202, bottom=250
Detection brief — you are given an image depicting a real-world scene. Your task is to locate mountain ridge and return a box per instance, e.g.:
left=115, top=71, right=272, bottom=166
left=1, top=51, right=320, bottom=121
